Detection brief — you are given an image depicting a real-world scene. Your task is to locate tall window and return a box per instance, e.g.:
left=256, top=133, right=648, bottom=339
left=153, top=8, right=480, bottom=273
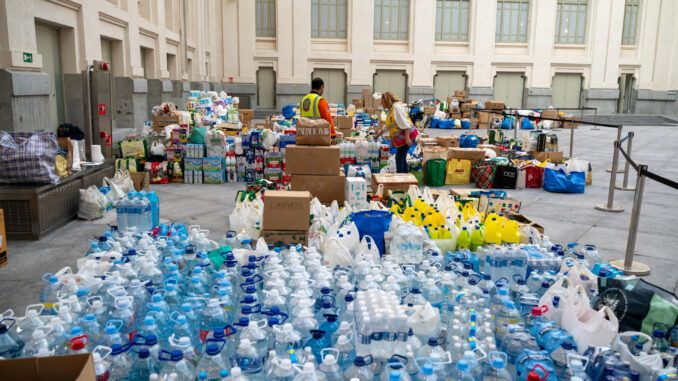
left=435, top=0, right=469, bottom=41
left=312, top=0, right=348, bottom=39
left=495, top=1, right=529, bottom=42
left=555, top=0, right=588, bottom=44
left=256, top=0, right=276, bottom=37
left=374, top=0, right=410, bottom=40
left=622, top=0, right=639, bottom=45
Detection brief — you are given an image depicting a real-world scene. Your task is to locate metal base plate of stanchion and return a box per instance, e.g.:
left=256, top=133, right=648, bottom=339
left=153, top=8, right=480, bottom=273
left=615, top=185, right=636, bottom=191
left=609, top=259, right=651, bottom=276
left=595, top=203, right=625, bottom=213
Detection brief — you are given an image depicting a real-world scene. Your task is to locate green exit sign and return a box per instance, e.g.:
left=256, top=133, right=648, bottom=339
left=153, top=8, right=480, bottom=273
left=23, top=52, right=32, bottom=63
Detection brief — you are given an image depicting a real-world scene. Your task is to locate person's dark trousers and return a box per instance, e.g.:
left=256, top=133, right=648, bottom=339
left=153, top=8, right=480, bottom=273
left=395, top=144, right=409, bottom=173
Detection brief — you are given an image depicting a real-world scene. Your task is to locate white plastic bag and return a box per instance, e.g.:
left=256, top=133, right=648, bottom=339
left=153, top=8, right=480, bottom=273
left=103, top=177, right=125, bottom=201
left=150, top=139, right=166, bottom=156
left=567, top=158, right=589, bottom=173
left=561, top=259, right=598, bottom=293
left=356, top=235, right=380, bottom=264
left=112, top=169, right=134, bottom=195
left=407, top=185, right=421, bottom=202
left=408, top=302, right=441, bottom=337
left=421, top=187, right=435, bottom=205
left=561, top=285, right=619, bottom=352
left=261, top=130, right=278, bottom=150
left=347, top=164, right=372, bottom=180
left=613, top=332, right=672, bottom=381
left=70, top=139, right=81, bottom=172
left=323, top=237, right=353, bottom=267
left=78, top=186, right=107, bottom=220
left=539, top=277, right=570, bottom=325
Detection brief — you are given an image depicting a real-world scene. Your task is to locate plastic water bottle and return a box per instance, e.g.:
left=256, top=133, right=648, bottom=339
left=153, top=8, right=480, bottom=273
left=483, top=352, right=512, bottom=381
left=116, top=198, right=128, bottom=231
left=233, top=338, right=263, bottom=378
left=196, top=340, right=229, bottom=380
left=158, top=349, right=197, bottom=380
left=344, top=355, right=374, bottom=381
left=200, top=299, right=229, bottom=343
left=39, top=273, right=62, bottom=315
left=129, top=347, right=160, bottom=380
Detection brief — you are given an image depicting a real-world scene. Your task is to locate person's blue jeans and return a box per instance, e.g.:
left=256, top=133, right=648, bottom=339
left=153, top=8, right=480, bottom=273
left=395, top=144, right=409, bottom=173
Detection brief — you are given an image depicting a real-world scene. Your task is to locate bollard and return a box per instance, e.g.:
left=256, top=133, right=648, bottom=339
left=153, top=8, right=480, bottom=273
left=591, top=108, right=600, bottom=131
left=595, top=125, right=625, bottom=213
left=616, top=131, right=635, bottom=191
left=609, top=164, right=651, bottom=276
left=606, top=125, right=624, bottom=173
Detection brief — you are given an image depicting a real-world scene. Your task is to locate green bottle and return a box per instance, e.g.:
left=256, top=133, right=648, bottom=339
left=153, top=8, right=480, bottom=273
left=457, top=227, right=471, bottom=250
left=470, top=225, right=485, bottom=252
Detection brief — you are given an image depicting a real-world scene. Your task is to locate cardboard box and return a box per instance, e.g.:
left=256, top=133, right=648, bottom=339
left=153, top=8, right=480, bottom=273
left=202, top=157, right=224, bottom=172
left=449, top=112, right=462, bottom=120
left=372, top=173, right=419, bottom=196
left=436, top=136, right=460, bottom=149
left=254, top=122, right=275, bottom=130
left=462, top=111, right=473, bottom=119
left=184, top=157, right=203, bottom=172
left=285, top=145, right=340, bottom=175
left=478, top=195, right=522, bottom=216
left=423, top=146, right=450, bottom=163
left=505, top=212, right=545, bottom=235
left=362, top=88, right=373, bottom=108
left=485, top=101, right=505, bottom=110
left=262, top=230, right=309, bottom=247
left=477, top=144, right=500, bottom=156
left=455, top=90, right=467, bottom=98
left=345, top=177, right=369, bottom=210
left=540, top=110, right=558, bottom=120
left=239, top=109, right=254, bottom=128
left=424, top=107, right=437, bottom=115
left=450, top=188, right=481, bottom=197
left=263, top=190, right=311, bottom=231
left=0, top=353, right=96, bottom=381
left=419, top=137, right=439, bottom=146
left=334, top=116, right=354, bottom=130
left=448, top=147, right=486, bottom=165
left=470, top=118, right=481, bottom=129
left=528, top=151, right=564, bottom=164
left=561, top=117, right=578, bottom=129
left=153, top=113, right=181, bottom=132
left=352, top=98, right=362, bottom=108
left=291, top=174, right=346, bottom=204
left=130, top=171, right=150, bottom=191
left=203, top=171, right=226, bottom=184
left=461, top=102, right=478, bottom=112
left=0, top=209, right=6, bottom=269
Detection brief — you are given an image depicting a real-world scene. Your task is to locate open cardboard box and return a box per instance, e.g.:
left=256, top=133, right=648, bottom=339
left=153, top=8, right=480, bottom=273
left=0, top=353, right=96, bottom=381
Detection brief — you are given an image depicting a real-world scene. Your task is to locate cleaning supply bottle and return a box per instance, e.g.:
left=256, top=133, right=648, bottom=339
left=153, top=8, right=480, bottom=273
left=457, top=228, right=471, bottom=250
left=501, top=220, right=520, bottom=244
left=470, top=226, right=484, bottom=252
left=484, top=218, right=502, bottom=245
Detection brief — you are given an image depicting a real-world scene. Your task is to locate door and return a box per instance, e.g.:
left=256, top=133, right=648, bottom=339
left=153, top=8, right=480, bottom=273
left=552, top=73, right=582, bottom=109
left=36, top=23, right=64, bottom=128
left=256, top=67, right=276, bottom=109
left=311, top=68, right=346, bottom=105
left=374, top=70, right=407, bottom=102
left=493, top=72, right=524, bottom=108
left=617, top=74, right=635, bottom=113
left=434, top=71, right=466, bottom=101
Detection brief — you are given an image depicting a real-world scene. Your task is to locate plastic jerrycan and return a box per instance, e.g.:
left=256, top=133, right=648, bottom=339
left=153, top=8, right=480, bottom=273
left=484, top=217, right=502, bottom=245
left=502, top=219, right=520, bottom=244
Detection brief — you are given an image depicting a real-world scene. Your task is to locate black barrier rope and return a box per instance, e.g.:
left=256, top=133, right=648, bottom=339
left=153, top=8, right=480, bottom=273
left=616, top=141, right=639, bottom=171
left=471, top=108, right=620, bottom=129
left=616, top=140, right=678, bottom=190
left=640, top=167, right=678, bottom=191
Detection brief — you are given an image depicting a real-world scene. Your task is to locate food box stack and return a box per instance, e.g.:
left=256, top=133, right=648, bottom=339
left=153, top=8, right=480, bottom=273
left=262, top=190, right=312, bottom=246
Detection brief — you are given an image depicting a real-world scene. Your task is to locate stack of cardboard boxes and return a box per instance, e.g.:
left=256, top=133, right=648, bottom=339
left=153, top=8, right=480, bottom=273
left=286, top=141, right=345, bottom=204
left=334, top=115, right=354, bottom=137
left=262, top=190, right=311, bottom=246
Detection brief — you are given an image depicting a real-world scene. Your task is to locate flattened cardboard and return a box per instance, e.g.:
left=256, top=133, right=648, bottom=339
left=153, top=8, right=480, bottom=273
left=528, top=151, right=564, bottom=164
left=478, top=195, right=522, bottom=215
left=372, top=173, right=419, bottom=196
left=262, top=230, right=309, bottom=247
left=0, top=353, right=96, bottom=381
left=291, top=174, right=346, bottom=204
left=436, top=135, right=460, bottom=148
left=129, top=171, right=150, bottom=192
left=263, top=190, right=311, bottom=231
left=505, top=211, right=545, bottom=235
left=455, top=90, right=467, bottom=98
left=285, top=145, right=340, bottom=175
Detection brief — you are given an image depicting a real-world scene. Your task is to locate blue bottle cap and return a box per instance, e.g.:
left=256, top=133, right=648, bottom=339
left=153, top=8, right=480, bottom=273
left=206, top=344, right=220, bottom=356
left=138, top=348, right=150, bottom=359
left=220, top=370, right=228, bottom=377
left=146, top=335, right=158, bottom=346
left=428, top=337, right=439, bottom=346
left=457, top=359, right=469, bottom=371
left=492, top=357, right=506, bottom=368
left=170, top=350, right=183, bottom=361
left=422, top=363, right=434, bottom=375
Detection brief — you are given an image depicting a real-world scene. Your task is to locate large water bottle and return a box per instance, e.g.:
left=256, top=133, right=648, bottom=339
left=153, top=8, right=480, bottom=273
left=129, top=347, right=160, bottom=381
left=39, top=274, right=62, bottom=315
left=196, top=339, right=229, bottom=380
left=116, top=198, right=128, bottom=231
left=141, top=197, right=153, bottom=232
left=319, top=349, right=344, bottom=381
left=200, top=299, right=229, bottom=344
left=344, top=355, right=374, bottom=381
left=483, top=352, right=513, bottom=381
left=233, top=338, right=264, bottom=378
left=158, top=349, right=197, bottom=380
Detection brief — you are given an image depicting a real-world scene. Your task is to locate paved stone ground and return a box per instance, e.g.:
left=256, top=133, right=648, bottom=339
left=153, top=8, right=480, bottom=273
left=1, top=121, right=677, bottom=314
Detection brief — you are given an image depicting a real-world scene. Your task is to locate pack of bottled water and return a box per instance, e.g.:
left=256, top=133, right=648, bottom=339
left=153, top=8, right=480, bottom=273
left=1, top=213, right=677, bottom=381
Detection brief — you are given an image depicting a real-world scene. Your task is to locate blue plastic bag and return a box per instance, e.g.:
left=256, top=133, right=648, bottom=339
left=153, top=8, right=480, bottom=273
left=461, top=120, right=471, bottom=129
left=282, top=105, right=295, bottom=119
left=460, top=134, right=479, bottom=148
left=521, top=118, right=535, bottom=130
left=430, top=118, right=440, bottom=129
left=543, top=168, right=585, bottom=193
left=501, top=118, right=514, bottom=130
left=438, top=119, right=455, bottom=129
left=350, top=210, right=393, bottom=256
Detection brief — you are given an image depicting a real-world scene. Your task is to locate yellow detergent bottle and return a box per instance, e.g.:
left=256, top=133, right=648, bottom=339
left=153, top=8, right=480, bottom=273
left=484, top=212, right=500, bottom=225
left=440, top=227, right=452, bottom=239
left=457, top=227, right=471, bottom=250
left=430, top=227, right=440, bottom=240
left=502, top=219, right=520, bottom=244
left=484, top=217, right=502, bottom=245
left=470, top=226, right=485, bottom=252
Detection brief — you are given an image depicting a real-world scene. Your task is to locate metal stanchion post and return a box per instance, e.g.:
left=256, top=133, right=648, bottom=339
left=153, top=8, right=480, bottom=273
left=607, top=125, right=624, bottom=172
left=592, top=108, right=600, bottom=130
left=610, top=165, right=651, bottom=276
left=595, top=125, right=625, bottom=213
left=616, top=131, right=636, bottom=191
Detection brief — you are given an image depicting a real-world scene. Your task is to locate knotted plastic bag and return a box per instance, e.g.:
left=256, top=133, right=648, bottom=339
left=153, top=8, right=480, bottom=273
left=408, top=302, right=441, bottom=337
